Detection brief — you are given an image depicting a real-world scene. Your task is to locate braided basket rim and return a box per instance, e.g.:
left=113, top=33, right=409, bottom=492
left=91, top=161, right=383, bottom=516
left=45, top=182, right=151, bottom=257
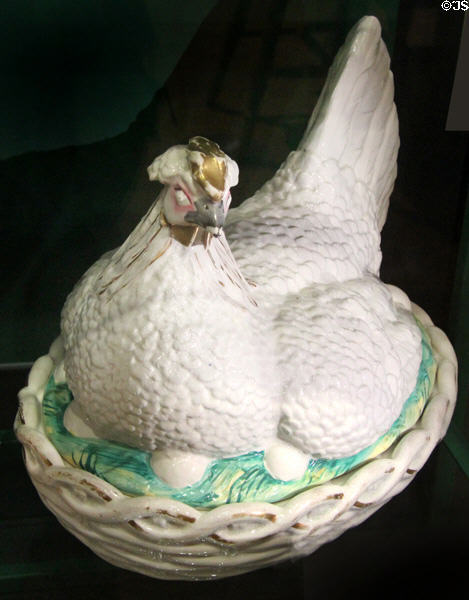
left=14, top=299, right=457, bottom=578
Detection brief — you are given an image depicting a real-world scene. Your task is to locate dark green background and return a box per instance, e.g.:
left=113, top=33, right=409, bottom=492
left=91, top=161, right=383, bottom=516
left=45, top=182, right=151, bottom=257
left=2, top=1, right=469, bottom=597
left=2, top=0, right=400, bottom=364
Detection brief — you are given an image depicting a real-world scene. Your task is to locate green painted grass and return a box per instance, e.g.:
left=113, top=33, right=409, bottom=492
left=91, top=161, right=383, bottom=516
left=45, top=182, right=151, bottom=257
left=43, top=325, right=435, bottom=507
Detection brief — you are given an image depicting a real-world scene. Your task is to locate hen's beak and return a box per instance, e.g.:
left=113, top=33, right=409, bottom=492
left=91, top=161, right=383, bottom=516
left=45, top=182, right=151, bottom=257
left=184, top=198, right=225, bottom=237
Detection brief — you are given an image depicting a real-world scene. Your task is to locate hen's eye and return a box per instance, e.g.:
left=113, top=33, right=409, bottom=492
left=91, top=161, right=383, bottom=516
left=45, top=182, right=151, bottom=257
left=174, top=187, right=191, bottom=207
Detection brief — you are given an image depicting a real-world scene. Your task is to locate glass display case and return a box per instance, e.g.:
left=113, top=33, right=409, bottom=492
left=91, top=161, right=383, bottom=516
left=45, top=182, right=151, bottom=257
left=1, top=1, right=468, bottom=597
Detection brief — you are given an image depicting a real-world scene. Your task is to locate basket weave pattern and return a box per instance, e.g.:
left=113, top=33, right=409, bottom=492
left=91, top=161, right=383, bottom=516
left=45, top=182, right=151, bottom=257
left=15, top=303, right=457, bottom=580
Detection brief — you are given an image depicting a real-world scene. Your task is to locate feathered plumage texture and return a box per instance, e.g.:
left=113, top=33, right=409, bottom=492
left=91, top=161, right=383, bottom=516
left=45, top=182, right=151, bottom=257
left=226, top=16, right=398, bottom=289
left=223, top=16, right=420, bottom=458
left=62, top=203, right=279, bottom=455
left=61, top=17, right=421, bottom=469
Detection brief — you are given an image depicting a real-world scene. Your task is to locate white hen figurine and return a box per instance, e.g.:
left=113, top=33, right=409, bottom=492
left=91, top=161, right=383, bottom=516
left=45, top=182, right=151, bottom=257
left=61, top=136, right=281, bottom=487
left=225, top=16, right=422, bottom=476
left=60, top=16, right=422, bottom=487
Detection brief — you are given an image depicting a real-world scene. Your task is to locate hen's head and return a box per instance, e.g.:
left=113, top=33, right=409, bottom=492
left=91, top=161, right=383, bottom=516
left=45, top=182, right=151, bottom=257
left=147, top=137, right=238, bottom=237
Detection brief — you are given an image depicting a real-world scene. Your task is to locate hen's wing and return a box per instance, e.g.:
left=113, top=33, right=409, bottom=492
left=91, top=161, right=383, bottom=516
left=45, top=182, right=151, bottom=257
left=225, top=16, right=398, bottom=291
left=274, top=278, right=422, bottom=458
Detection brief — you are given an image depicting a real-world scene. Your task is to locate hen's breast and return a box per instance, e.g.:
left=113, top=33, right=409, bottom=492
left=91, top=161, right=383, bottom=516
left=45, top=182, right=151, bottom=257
left=62, top=235, right=281, bottom=456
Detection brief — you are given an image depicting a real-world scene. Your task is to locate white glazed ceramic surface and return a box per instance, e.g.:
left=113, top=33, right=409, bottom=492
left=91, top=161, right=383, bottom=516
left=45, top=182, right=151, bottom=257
left=57, top=17, right=423, bottom=489
left=14, top=15, right=458, bottom=580
left=15, top=302, right=456, bottom=581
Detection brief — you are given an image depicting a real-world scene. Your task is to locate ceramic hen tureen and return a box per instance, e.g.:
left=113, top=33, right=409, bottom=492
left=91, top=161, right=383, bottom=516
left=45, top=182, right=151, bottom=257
left=15, top=17, right=457, bottom=580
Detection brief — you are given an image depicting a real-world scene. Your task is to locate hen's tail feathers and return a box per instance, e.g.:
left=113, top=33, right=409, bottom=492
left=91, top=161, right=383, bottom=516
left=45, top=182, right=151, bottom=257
left=298, top=16, right=398, bottom=231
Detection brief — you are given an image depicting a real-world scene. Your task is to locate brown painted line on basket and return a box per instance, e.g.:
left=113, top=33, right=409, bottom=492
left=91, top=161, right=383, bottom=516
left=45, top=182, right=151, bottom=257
left=353, top=501, right=374, bottom=508
left=40, top=453, right=53, bottom=467
left=155, top=509, right=197, bottom=524
left=327, top=493, right=344, bottom=500
left=232, top=512, right=277, bottom=522
left=79, top=479, right=113, bottom=502
left=26, top=441, right=53, bottom=467
left=292, top=522, right=309, bottom=530
left=47, top=467, right=112, bottom=501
